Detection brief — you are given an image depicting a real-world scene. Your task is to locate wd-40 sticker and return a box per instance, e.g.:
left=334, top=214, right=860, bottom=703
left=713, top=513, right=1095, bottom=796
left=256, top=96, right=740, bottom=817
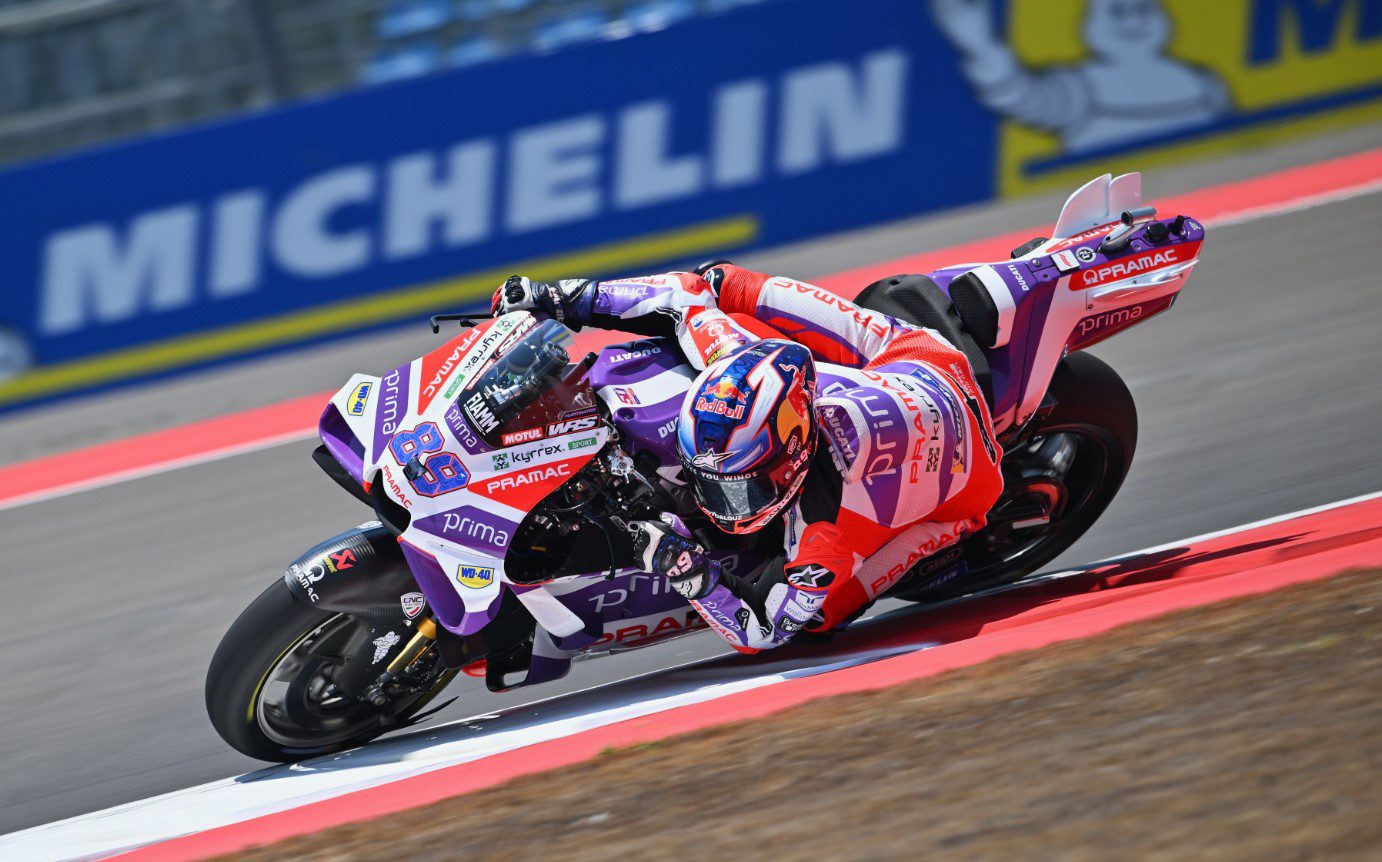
left=456, top=565, right=496, bottom=589
left=347, top=381, right=372, bottom=416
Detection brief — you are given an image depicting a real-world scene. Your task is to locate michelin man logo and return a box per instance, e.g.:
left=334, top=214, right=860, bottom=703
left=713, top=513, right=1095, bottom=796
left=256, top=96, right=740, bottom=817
left=930, top=0, right=1231, bottom=154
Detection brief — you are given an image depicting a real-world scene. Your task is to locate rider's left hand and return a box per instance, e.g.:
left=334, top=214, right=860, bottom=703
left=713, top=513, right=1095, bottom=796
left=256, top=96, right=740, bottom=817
left=628, top=515, right=717, bottom=600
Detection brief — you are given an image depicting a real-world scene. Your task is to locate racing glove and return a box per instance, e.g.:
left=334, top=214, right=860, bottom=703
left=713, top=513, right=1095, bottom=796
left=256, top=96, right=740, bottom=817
left=628, top=515, right=824, bottom=652
left=491, top=275, right=593, bottom=328
left=628, top=514, right=721, bottom=600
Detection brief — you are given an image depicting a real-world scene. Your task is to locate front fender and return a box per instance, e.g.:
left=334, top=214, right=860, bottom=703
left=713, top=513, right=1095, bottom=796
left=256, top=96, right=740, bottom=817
left=284, top=522, right=424, bottom=622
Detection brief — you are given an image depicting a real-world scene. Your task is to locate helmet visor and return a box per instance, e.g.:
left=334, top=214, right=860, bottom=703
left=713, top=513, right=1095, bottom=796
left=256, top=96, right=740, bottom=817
left=686, top=466, right=781, bottom=523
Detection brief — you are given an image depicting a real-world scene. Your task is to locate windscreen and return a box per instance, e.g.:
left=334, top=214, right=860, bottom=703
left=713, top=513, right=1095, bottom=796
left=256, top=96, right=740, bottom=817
left=454, top=318, right=600, bottom=448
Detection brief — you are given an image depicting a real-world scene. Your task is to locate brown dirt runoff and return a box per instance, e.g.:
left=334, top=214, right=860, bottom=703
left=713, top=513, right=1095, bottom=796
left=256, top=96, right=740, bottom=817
left=230, top=569, right=1382, bottom=862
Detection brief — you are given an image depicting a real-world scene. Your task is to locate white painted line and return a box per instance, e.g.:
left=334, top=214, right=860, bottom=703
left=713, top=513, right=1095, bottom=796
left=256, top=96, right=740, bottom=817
left=1208, top=178, right=1382, bottom=228
left=1060, top=488, right=1382, bottom=565
left=879, top=488, right=1382, bottom=612
left=0, top=642, right=930, bottom=862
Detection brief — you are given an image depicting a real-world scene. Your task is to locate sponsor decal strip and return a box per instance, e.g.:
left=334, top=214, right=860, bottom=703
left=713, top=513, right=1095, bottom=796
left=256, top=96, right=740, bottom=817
left=5, top=492, right=1377, bottom=862
left=1, top=150, right=1378, bottom=511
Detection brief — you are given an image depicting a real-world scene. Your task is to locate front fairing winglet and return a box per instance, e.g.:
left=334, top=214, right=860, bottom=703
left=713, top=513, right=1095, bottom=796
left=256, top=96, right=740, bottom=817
left=320, top=372, right=383, bottom=487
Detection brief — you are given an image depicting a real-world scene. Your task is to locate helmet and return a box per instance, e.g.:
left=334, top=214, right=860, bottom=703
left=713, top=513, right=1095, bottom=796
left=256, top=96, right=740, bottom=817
left=676, top=340, right=816, bottom=533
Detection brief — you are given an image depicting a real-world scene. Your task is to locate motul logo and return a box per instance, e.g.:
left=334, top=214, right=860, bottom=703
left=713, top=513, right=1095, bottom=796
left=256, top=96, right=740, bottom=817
left=1080, top=247, right=1182, bottom=288
left=484, top=462, right=572, bottom=493
left=501, top=427, right=544, bottom=446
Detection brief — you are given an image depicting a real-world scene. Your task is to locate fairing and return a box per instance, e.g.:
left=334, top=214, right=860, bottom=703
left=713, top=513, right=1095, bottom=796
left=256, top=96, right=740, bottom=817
left=587, top=338, right=698, bottom=473
left=324, top=313, right=611, bottom=637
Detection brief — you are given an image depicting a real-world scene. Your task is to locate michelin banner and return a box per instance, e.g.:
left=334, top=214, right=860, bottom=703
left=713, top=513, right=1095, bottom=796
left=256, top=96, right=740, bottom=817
left=0, top=0, right=1378, bottom=408
left=0, top=0, right=993, bottom=408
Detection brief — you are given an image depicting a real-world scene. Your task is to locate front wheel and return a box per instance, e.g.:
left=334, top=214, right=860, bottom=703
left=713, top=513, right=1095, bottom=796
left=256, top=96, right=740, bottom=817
left=205, top=579, right=455, bottom=762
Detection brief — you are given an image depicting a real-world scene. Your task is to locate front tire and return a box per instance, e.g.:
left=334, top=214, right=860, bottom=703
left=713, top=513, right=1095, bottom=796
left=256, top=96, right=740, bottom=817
left=206, top=579, right=452, bottom=762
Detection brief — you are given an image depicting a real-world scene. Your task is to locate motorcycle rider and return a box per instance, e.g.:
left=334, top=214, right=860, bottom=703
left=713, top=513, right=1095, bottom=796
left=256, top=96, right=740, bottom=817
left=491, top=264, right=1003, bottom=652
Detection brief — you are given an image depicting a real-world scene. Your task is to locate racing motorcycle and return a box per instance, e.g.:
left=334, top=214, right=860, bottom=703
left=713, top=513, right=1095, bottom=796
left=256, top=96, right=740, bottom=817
left=207, top=172, right=1204, bottom=761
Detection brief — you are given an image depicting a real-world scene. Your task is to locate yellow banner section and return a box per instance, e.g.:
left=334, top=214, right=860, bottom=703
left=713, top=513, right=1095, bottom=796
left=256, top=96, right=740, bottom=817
left=0, top=215, right=758, bottom=407
left=963, top=0, right=1382, bottom=195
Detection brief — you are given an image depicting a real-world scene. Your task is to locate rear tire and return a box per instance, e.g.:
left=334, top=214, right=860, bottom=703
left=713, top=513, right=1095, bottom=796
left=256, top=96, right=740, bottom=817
left=899, top=352, right=1137, bottom=600
left=206, top=579, right=452, bottom=762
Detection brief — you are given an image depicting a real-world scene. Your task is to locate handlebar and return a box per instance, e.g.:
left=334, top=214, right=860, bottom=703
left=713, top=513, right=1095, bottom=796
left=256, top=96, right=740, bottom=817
left=428, top=311, right=493, bottom=333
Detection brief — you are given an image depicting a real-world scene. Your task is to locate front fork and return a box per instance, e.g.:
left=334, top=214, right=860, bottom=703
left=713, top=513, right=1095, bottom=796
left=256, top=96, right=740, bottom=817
left=360, top=617, right=440, bottom=707
left=284, top=522, right=453, bottom=707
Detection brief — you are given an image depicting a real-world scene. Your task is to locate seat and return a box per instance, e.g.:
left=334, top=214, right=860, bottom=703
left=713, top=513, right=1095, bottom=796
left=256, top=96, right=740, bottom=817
left=946, top=270, right=1001, bottom=350
left=852, top=274, right=995, bottom=410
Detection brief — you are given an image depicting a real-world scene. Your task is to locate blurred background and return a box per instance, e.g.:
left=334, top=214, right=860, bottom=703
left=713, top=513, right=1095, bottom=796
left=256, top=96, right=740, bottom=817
left=0, top=0, right=1378, bottom=406
left=0, top=0, right=771, bottom=169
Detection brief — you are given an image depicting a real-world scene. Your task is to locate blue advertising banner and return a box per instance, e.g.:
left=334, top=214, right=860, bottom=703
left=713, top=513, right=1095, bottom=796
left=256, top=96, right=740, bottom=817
left=0, top=0, right=997, bottom=408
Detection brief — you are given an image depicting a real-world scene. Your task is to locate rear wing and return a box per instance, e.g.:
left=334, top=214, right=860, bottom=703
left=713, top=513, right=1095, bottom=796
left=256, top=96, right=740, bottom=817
left=1052, top=173, right=1143, bottom=239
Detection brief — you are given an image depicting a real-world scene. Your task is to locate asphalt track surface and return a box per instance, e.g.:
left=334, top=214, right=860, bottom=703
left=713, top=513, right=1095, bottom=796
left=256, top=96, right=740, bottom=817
left=2, top=125, right=1381, bottom=835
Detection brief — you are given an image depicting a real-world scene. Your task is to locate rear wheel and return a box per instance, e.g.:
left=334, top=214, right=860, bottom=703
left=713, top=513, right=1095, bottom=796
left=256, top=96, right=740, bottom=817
left=206, top=579, right=455, bottom=762
left=896, top=352, right=1138, bottom=600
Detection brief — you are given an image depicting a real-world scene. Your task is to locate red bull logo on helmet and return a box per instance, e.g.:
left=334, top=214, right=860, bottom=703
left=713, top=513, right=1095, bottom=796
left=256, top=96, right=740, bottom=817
left=694, top=376, right=750, bottom=420
left=704, top=378, right=749, bottom=402
left=694, top=395, right=747, bottom=420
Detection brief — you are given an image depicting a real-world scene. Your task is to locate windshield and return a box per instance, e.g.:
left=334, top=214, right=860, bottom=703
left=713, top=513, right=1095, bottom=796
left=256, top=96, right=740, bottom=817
left=454, top=317, right=600, bottom=448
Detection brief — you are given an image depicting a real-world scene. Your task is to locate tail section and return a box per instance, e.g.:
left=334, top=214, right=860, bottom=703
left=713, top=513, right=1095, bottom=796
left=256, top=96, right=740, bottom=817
left=927, top=174, right=1205, bottom=436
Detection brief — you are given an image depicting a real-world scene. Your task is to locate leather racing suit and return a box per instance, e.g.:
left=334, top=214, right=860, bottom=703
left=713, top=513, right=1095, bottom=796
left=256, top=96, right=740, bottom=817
left=530, top=264, right=1004, bottom=652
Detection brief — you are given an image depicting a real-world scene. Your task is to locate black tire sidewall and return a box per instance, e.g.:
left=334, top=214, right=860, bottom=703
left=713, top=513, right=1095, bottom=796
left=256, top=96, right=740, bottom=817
left=950, top=351, right=1138, bottom=594
left=206, top=579, right=348, bottom=761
